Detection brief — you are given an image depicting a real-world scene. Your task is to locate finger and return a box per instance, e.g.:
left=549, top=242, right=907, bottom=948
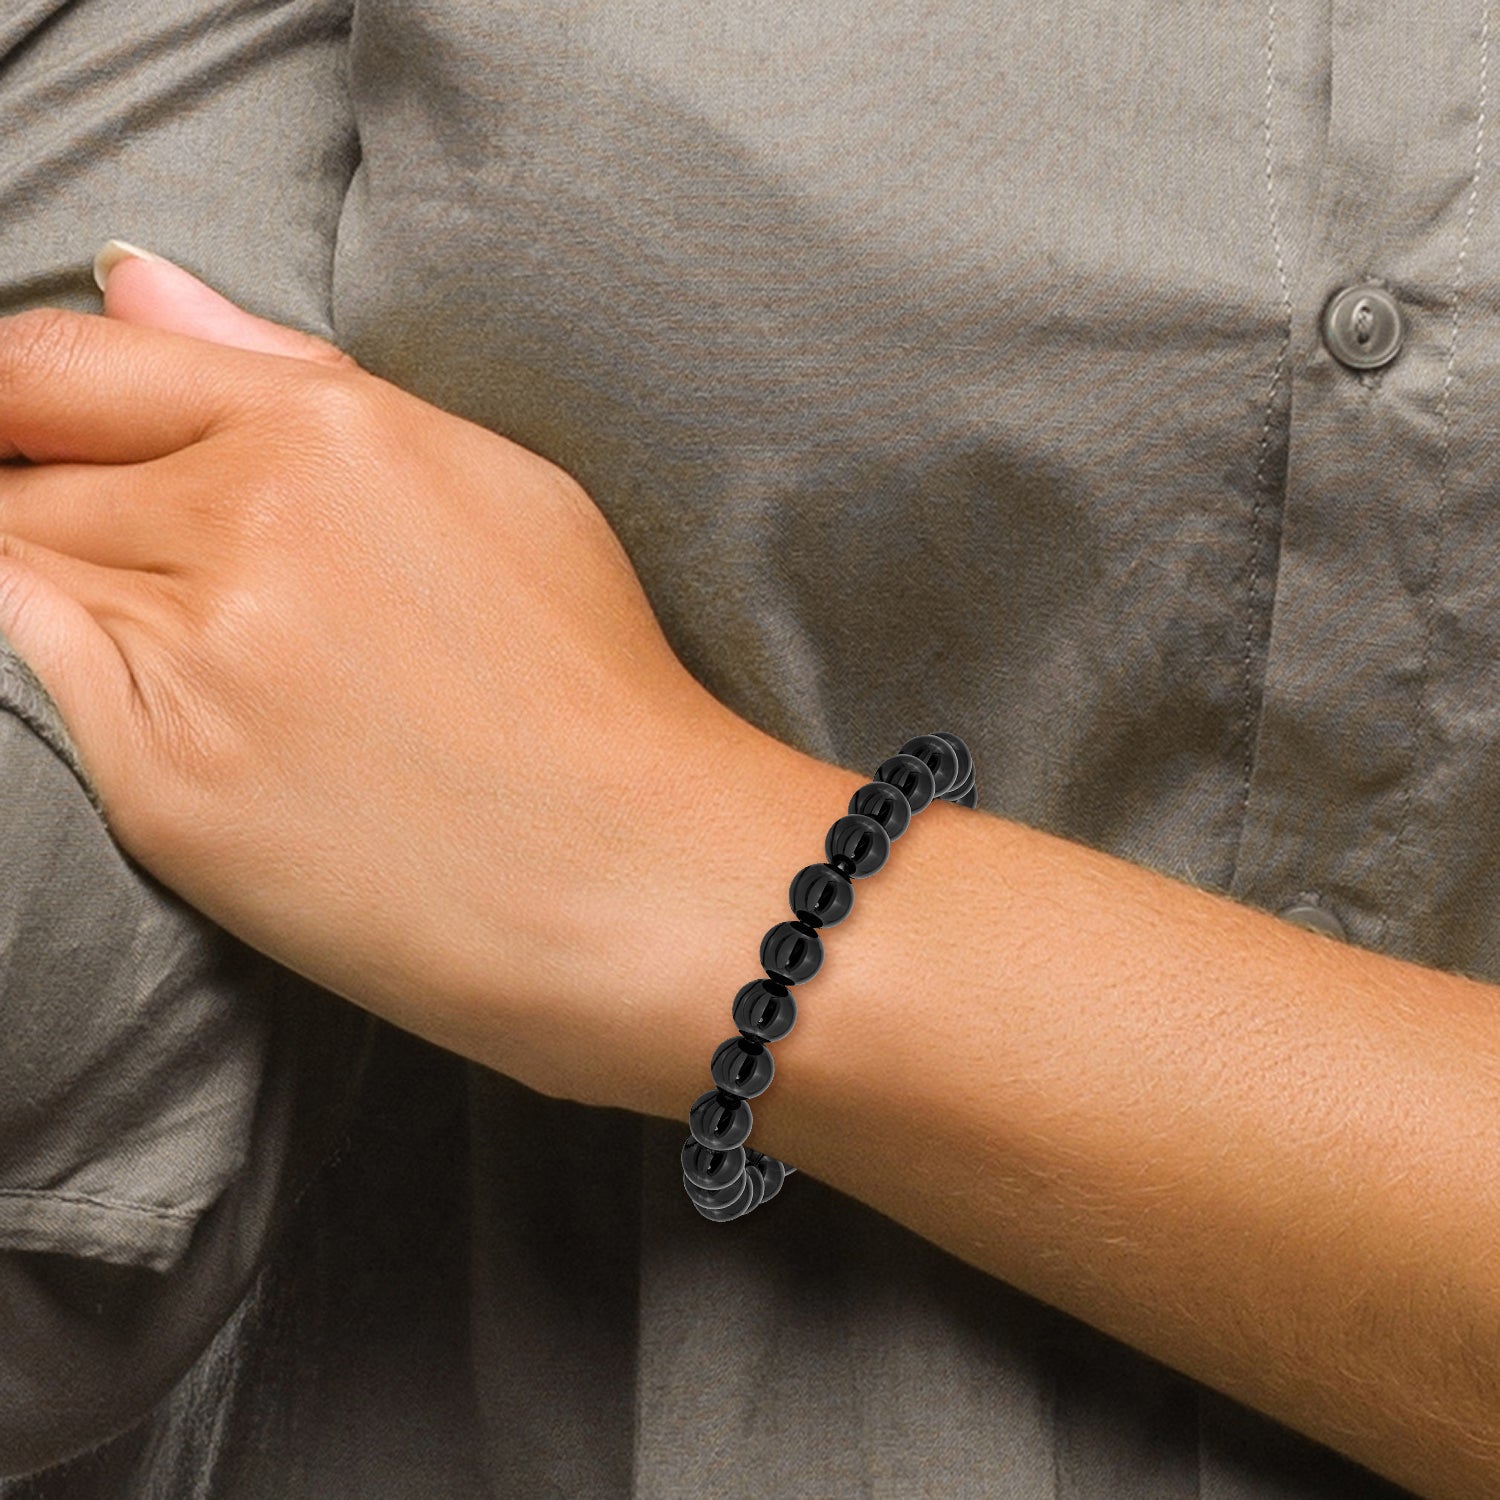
left=0, top=305, right=336, bottom=465
left=96, top=241, right=355, bottom=368
left=0, top=457, right=185, bottom=574
left=0, top=529, right=151, bottom=622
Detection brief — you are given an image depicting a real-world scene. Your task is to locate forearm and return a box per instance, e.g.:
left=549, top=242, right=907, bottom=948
left=639, top=724, right=1500, bottom=1500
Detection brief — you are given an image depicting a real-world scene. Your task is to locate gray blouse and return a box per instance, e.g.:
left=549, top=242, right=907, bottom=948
left=0, top=0, right=1479, bottom=1493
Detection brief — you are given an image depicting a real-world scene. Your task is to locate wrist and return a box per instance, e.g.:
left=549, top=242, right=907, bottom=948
left=612, top=716, right=870, bottom=1124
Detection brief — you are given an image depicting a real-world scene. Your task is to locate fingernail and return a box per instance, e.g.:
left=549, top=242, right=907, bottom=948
left=92, top=238, right=172, bottom=293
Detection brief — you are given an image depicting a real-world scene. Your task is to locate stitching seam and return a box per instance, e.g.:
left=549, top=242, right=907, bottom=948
left=1381, top=1, right=1490, bottom=952
left=0, top=1186, right=197, bottom=1224
left=1238, top=0, right=1295, bottom=862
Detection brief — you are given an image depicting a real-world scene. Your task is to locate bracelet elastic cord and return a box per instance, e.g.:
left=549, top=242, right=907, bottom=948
left=681, top=731, right=978, bottom=1222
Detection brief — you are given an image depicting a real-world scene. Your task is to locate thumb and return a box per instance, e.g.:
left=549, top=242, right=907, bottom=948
left=94, top=239, right=354, bottom=367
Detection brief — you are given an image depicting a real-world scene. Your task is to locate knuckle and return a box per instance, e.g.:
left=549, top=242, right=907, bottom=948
left=300, top=367, right=376, bottom=435
left=308, top=337, right=359, bottom=371
left=0, top=306, right=88, bottom=392
left=0, top=530, right=39, bottom=571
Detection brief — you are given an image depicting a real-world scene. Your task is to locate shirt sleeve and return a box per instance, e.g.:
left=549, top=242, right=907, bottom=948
left=0, top=644, right=376, bottom=1477
left=0, top=652, right=269, bottom=1274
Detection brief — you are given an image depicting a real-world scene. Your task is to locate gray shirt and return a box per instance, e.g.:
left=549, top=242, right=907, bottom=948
left=0, top=0, right=1475, bottom=1493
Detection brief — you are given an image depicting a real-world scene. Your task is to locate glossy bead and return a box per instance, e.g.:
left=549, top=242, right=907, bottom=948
left=897, top=733, right=962, bottom=798
left=681, top=1136, right=747, bottom=1191
left=930, top=731, right=974, bottom=793
left=874, top=753, right=936, bottom=815
left=849, top=780, right=912, bottom=840
left=746, top=1149, right=788, bottom=1203
left=689, top=1087, right=752, bottom=1150
left=739, top=1163, right=768, bottom=1213
left=710, top=1034, right=774, bottom=1099
left=732, top=978, right=797, bottom=1043
left=683, top=1172, right=749, bottom=1209
left=824, top=812, right=890, bottom=879
left=953, top=781, right=978, bottom=809
left=689, top=1171, right=756, bottom=1221
left=944, top=765, right=975, bottom=803
left=760, top=919, right=823, bottom=984
left=788, top=862, right=854, bottom=928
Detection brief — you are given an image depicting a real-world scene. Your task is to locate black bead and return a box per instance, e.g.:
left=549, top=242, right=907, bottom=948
left=689, top=1087, right=752, bottom=1150
left=732, top=978, right=797, bottom=1043
left=954, top=781, right=978, bottom=809
left=897, top=734, right=962, bottom=798
left=689, top=1172, right=756, bottom=1221
left=824, top=812, right=890, bottom=879
left=710, top=1034, right=775, bottom=1099
left=739, top=1163, right=768, bottom=1214
left=760, top=919, right=823, bottom=985
left=942, top=765, right=975, bottom=803
left=681, top=1136, right=747, bottom=1191
left=849, top=780, right=912, bottom=840
left=788, top=862, right=854, bottom=928
left=874, top=753, right=936, bottom=815
left=929, top=732, right=974, bottom=794
left=745, top=1149, right=788, bottom=1203
left=683, top=1172, right=750, bottom=1209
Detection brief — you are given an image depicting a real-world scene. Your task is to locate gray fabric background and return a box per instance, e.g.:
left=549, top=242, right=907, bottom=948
left=2, top=0, right=1482, bottom=1493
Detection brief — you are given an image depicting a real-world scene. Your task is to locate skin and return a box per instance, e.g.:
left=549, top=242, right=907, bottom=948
left=1, top=254, right=1498, bottom=1497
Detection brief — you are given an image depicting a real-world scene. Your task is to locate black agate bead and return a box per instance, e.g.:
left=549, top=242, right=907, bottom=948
left=681, top=1136, right=747, bottom=1191
left=759, top=920, right=823, bottom=984
left=824, top=812, right=890, bottom=879
left=688, top=1088, right=752, bottom=1150
left=788, top=862, right=854, bottom=928
left=732, top=978, right=797, bottom=1043
left=930, top=732, right=974, bottom=798
left=873, top=753, right=937, bottom=815
left=683, top=1172, right=751, bottom=1210
left=849, top=780, right=912, bottom=840
left=745, top=1148, right=788, bottom=1203
left=710, top=1034, right=774, bottom=1099
left=689, top=1171, right=757, bottom=1221
left=897, top=733, right=963, bottom=798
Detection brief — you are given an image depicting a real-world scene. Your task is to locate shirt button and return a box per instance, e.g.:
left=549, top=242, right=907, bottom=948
left=1321, top=284, right=1406, bottom=371
left=1279, top=902, right=1347, bottom=941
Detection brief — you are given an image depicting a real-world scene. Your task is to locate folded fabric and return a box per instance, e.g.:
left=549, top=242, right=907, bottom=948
left=0, top=643, right=270, bottom=1274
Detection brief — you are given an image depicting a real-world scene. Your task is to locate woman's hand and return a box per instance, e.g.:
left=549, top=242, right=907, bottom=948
left=0, top=248, right=761, bottom=1107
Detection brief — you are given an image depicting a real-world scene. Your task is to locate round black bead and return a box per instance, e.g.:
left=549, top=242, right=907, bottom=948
left=849, top=780, right=912, bottom=840
left=732, top=978, right=797, bottom=1043
left=788, top=862, right=854, bottom=928
left=930, top=731, right=974, bottom=794
left=683, top=1172, right=751, bottom=1209
left=897, top=734, right=963, bottom=798
left=953, top=781, right=979, bottom=809
left=943, top=764, right=976, bottom=803
left=689, top=1087, right=752, bottom=1150
left=824, top=812, right=890, bottom=879
left=681, top=1136, right=747, bottom=1191
left=760, top=919, right=823, bottom=984
left=689, top=1172, right=756, bottom=1221
left=874, top=753, right=937, bottom=815
left=745, top=1149, right=788, bottom=1203
left=741, top=1163, right=768, bottom=1214
left=710, top=1034, right=775, bottom=1099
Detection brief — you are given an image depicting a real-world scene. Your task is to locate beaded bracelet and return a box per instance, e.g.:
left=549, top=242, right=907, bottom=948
left=681, top=731, right=978, bottom=1222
